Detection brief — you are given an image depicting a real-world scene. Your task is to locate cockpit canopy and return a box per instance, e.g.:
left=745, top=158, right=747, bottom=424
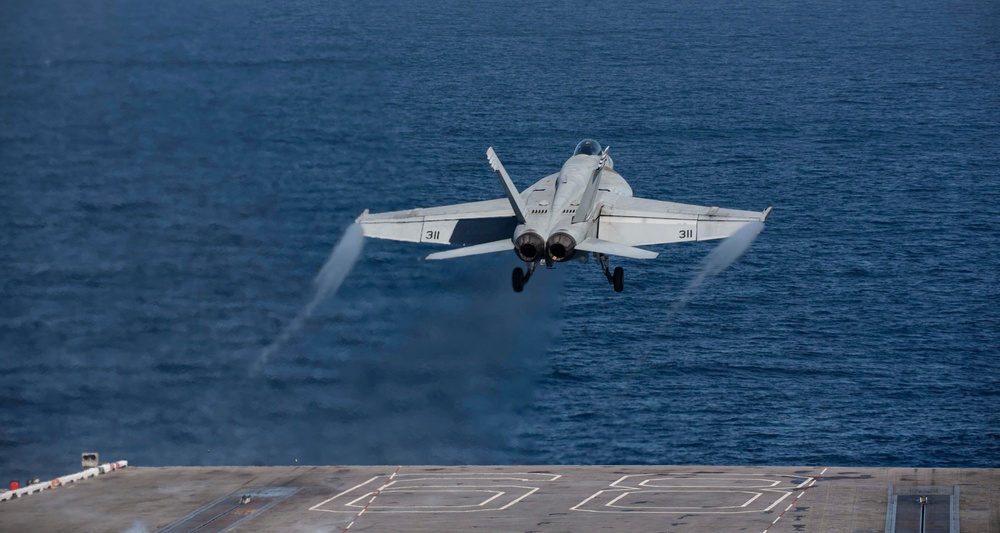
left=573, top=139, right=602, bottom=156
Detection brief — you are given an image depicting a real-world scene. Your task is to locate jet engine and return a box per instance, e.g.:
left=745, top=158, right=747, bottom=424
left=546, top=232, right=577, bottom=262
left=514, top=231, right=545, bottom=262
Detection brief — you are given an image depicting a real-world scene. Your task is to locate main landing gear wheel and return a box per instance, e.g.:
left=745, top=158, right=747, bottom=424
left=512, top=267, right=525, bottom=292
left=613, top=266, right=624, bottom=292
left=597, top=253, right=625, bottom=293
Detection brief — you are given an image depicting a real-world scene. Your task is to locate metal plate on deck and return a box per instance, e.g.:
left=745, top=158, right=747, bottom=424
left=886, top=485, right=959, bottom=533
left=157, top=486, right=299, bottom=533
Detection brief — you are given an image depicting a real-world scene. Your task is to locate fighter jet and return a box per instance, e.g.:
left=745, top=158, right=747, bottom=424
left=356, top=139, right=772, bottom=292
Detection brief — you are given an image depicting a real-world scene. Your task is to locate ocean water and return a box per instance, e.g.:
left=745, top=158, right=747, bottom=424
left=2, top=0, right=999, bottom=481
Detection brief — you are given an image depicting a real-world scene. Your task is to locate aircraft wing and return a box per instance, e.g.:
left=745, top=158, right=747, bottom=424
left=356, top=198, right=518, bottom=247
left=596, top=196, right=772, bottom=246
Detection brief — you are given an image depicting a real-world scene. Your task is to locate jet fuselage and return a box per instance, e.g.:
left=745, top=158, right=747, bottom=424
left=514, top=151, right=632, bottom=263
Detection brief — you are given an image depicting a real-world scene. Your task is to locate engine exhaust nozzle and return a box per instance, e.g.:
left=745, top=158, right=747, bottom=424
left=515, top=232, right=545, bottom=262
left=546, top=232, right=577, bottom=262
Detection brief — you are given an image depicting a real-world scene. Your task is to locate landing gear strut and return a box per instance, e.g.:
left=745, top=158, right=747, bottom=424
left=597, top=253, right=624, bottom=292
left=512, top=261, right=539, bottom=292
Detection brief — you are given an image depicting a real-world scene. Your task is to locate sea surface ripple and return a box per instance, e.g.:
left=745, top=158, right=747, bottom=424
left=2, top=0, right=998, bottom=480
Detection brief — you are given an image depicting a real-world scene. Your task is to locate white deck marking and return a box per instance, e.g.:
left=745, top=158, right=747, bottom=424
left=574, top=473, right=809, bottom=514
left=312, top=470, right=559, bottom=515
left=339, top=466, right=401, bottom=533
left=345, top=492, right=377, bottom=508
left=353, top=489, right=507, bottom=509
left=609, top=475, right=630, bottom=487
left=763, top=491, right=792, bottom=512
left=741, top=492, right=763, bottom=507
left=637, top=476, right=784, bottom=489
left=309, top=477, right=380, bottom=511
left=500, top=487, right=541, bottom=510
left=605, top=491, right=632, bottom=508
left=365, top=472, right=561, bottom=482
left=760, top=466, right=826, bottom=532
left=605, top=490, right=765, bottom=510
left=570, top=490, right=605, bottom=510
left=478, top=491, right=505, bottom=507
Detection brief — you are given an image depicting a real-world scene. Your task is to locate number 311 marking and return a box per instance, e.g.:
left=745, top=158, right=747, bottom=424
left=679, top=229, right=694, bottom=239
left=425, top=230, right=441, bottom=240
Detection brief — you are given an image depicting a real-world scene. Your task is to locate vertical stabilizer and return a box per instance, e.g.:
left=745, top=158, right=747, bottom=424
left=487, top=147, right=527, bottom=224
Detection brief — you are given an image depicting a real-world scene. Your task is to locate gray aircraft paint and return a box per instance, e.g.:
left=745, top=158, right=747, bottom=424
left=356, top=141, right=770, bottom=290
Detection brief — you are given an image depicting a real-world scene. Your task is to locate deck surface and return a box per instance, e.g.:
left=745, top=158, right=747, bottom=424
left=2, top=465, right=998, bottom=532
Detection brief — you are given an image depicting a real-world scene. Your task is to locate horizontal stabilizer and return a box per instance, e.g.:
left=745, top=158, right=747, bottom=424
left=576, top=238, right=658, bottom=259
left=426, top=239, right=514, bottom=260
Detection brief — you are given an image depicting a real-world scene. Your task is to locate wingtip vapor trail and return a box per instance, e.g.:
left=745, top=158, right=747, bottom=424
left=672, top=221, right=764, bottom=311
left=254, top=223, right=365, bottom=370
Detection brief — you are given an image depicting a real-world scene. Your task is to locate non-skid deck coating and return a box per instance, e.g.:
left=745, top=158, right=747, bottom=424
left=2, top=465, right=998, bottom=532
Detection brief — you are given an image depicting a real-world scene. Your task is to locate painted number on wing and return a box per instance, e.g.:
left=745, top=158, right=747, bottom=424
left=679, top=229, right=694, bottom=239
left=425, top=230, right=441, bottom=241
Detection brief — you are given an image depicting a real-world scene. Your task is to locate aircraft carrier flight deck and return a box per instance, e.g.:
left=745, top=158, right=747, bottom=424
left=2, top=463, right=998, bottom=532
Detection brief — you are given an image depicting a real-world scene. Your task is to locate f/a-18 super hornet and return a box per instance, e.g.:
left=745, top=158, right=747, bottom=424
left=356, top=139, right=772, bottom=292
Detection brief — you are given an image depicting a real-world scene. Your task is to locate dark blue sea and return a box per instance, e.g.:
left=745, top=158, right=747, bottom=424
left=2, top=0, right=999, bottom=482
